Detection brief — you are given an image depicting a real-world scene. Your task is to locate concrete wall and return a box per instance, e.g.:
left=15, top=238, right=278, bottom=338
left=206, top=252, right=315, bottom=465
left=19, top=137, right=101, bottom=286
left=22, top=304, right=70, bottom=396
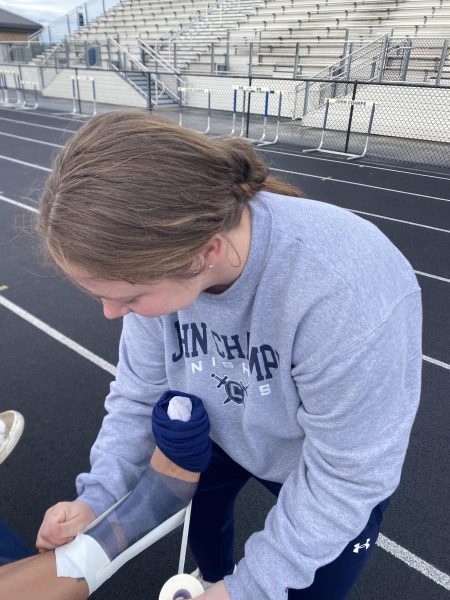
left=300, top=84, right=450, bottom=143
left=1, top=62, right=448, bottom=145
left=41, top=68, right=147, bottom=108
left=0, top=64, right=146, bottom=108
left=173, top=74, right=450, bottom=144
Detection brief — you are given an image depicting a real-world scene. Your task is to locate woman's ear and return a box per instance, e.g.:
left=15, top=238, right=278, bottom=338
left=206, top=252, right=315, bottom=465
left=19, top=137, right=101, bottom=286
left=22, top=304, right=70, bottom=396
left=201, top=235, right=223, bottom=268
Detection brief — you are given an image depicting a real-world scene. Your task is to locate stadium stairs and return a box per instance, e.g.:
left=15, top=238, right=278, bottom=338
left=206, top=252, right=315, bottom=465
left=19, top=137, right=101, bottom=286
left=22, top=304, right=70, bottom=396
left=27, top=0, right=450, bottom=108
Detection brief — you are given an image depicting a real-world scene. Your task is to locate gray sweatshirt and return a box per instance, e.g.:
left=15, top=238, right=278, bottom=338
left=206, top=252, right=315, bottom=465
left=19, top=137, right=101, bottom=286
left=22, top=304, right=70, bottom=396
left=76, top=191, right=422, bottom=599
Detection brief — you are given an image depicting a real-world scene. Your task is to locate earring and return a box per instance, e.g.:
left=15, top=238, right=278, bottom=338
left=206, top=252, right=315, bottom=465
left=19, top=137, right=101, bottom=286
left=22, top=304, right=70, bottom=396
left=208, top=264, right=214, bottom=269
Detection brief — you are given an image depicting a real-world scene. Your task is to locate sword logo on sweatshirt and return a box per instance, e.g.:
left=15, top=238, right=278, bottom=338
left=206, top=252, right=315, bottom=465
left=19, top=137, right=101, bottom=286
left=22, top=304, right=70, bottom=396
left=211, top=373, right=249, bottom=405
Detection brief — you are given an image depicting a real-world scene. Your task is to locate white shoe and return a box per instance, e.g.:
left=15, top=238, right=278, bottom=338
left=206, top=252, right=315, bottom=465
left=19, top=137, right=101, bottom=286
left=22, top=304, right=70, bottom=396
left=190, top=565, right=237, bottom=590
left=0, top=411, right=25, bottom=465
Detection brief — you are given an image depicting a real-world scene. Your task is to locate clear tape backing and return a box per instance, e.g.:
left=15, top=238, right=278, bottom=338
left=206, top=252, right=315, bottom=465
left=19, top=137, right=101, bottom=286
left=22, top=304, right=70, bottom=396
left=55, top=466, right=197, bottom=594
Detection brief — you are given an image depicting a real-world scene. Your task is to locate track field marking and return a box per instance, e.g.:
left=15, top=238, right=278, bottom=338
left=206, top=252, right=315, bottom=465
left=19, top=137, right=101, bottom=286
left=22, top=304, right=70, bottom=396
left=259, top=148, right=450, bottom=182
left=414, top=271, right=450, bottom=283
left=0, top=131, right=64, bottom=148
left=270, top=166, right=450, bottom=203
left=1, top=193, right=448, bottom=283
left=0, top=106, right=85, bottom=124
left=348, top=209, right=450, bottom=234
left=377, top=534, right=450, bottom=590
left=0, top=292, right=448, bottom=589
left=0, top=294, right=116, bottom=376
left=1, top=111, right=447, bottom=181
left=0, top=194, right=38, bottom=212
left=0, top=116, right=78, bottom=133
left=423, top=355, right=450, bottom=370
left=0, top=155, right=51, bottom=172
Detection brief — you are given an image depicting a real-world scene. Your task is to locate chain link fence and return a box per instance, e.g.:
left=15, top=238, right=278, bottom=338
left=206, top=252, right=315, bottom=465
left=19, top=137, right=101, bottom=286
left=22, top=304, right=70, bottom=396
left=1, top=64, right=449, bottom=170
left=149, top=73, right=450, bottom=169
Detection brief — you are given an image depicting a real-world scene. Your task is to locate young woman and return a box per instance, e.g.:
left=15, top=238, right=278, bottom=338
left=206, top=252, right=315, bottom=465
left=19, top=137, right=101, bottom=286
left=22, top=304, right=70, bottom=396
left=31, top=111, right=422, bottom=599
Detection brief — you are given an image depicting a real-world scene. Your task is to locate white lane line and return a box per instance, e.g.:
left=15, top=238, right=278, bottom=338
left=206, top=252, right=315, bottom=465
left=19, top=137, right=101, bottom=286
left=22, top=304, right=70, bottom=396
left=259, top=148, right=450, bottom=181
left=415, top=271, right=450, bottom=284
left=1, top=193, right=448, bottom=284
left=270, top=166, right=450, bottom=203
left=348, top=208, right=450, bottom=234
left=377, top=534, right=450, bottom=590
left=0, top=194, right=38, bottom=212
left=0, top=294, right=116, bottom=376
left=0, top=106, right=85, bottom=124
left=0, top=290, right=449, bottom=589
left=0, top=154, right=51, bottom=172
left=423, top=355, right=450, bottom=370
left=0, top=115, right=78, bottom=133
left=0, top=131, right=64, bottom=148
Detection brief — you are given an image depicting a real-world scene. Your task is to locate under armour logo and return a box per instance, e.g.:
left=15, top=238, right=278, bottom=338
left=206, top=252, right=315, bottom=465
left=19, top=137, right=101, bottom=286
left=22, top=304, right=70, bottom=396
left=353, top=538, right=371, bottom=553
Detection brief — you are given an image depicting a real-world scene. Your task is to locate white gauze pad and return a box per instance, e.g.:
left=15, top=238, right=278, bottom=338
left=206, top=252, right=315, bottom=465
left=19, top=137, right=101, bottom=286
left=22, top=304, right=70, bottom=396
left=167, top=396, right=192, bottom=422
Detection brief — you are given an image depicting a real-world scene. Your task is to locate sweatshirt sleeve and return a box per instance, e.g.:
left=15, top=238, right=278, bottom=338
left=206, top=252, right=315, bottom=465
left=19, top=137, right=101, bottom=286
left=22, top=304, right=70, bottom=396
left=224, top=290, right=422, bottom=599
left=76, top=312, right=168, bottom=516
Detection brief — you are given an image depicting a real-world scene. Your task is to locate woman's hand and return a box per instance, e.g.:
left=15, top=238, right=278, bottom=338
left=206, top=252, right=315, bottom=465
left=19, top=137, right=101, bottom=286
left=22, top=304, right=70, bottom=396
left=35, top=500, right=96, bottom=552
left=196, top=580, right=231, bottom=600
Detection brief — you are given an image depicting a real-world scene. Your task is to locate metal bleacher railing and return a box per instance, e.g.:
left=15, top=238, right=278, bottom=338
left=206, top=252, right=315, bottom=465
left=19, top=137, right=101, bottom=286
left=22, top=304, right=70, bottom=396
left=28, top=0, right=125, bottom=44
left=0, top=0, right=449, bottom=113
left=1, top=0, right=450, bottom=82
left=107, top=37, right=184, bottom=105
left=1, top=35, right=448, bottom=84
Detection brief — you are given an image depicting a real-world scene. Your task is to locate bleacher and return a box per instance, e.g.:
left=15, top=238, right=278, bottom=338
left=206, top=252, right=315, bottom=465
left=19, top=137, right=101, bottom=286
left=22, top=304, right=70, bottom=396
left=27, top=0, right=449, bottom=93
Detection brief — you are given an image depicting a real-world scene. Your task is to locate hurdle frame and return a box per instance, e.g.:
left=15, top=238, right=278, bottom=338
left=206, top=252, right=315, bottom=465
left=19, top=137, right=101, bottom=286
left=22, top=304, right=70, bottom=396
left=303, top=98, right=376, bottom=161
left=16, top=80, right=40, bottom=111
left=178, top=87, right=211, bottom=134
left=231, top=86, right=283, bottom=147
left=0, top=70, right=21, bottom=107
left=53, top=75, right=97, bottom=118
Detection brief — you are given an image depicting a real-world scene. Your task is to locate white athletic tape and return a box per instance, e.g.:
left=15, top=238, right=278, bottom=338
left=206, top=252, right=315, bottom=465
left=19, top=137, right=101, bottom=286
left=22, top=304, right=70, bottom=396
left=159, top=574, right=204, bottom=599
left=55, top=533, right=109, bottom=593
left=55, top=506, right=188, bottom=594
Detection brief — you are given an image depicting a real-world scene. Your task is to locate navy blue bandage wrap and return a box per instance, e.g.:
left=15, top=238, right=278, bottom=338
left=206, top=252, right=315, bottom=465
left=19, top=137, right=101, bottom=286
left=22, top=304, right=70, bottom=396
left=152, top=390, right=212, bottom=473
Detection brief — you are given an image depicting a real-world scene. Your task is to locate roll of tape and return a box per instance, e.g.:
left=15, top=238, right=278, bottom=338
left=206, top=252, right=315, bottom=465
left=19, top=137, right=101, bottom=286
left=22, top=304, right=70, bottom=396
left=159, top=574, right=204, bottom=600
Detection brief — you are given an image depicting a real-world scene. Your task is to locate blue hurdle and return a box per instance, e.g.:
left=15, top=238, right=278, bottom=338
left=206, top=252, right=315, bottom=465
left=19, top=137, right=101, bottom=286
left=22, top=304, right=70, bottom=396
left=230, top=86, right=283, bottom=147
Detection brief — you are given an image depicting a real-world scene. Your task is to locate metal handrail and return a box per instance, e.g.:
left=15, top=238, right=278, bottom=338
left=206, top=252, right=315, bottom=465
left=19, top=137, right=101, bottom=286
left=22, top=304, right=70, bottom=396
left=40, top=41, right=67, bottom=68
left=297, top=34, right=386, bottom=80
left=166, top=0, right=240, bottom=49
left=292, top=35, right=389, bottom=119
left=138, top=39, right=183, bottom=82
left=29, top=13, right=69, bottom=42
left=29, top=0, right=123, bottom=43
left=108, top=37, right=148, bottom=72
left=108, top=38, right=181, bottom=103
left=111, top=63, right=148, bottom=99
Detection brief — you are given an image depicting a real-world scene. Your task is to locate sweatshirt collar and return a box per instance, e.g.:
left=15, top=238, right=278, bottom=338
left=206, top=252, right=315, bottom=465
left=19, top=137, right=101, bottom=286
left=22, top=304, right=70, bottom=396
left=197, top=193, right=272, bottom=303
